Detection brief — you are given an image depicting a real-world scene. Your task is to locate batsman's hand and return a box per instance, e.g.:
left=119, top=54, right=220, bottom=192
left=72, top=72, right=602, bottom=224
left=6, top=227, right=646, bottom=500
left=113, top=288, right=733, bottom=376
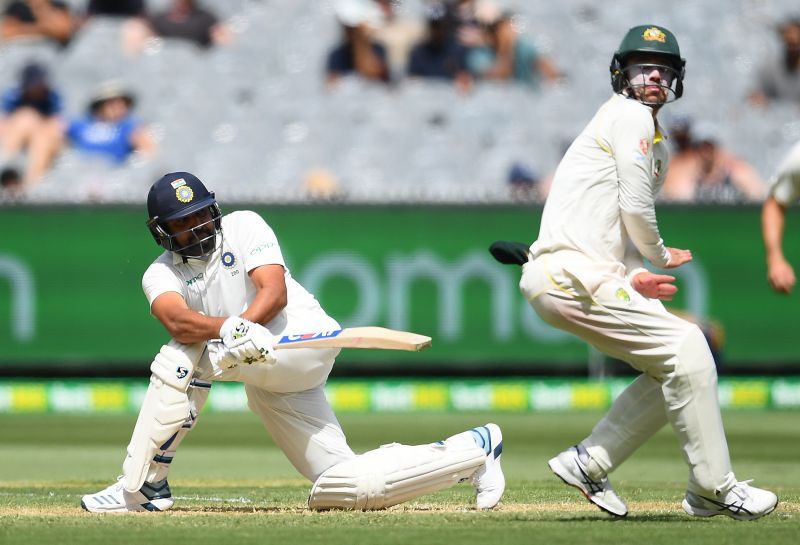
left=219, top=316, right=277, bottom=365
left=207, top=340, right=238, bottom=370
left=664, top=247, right=692, bottom=269
left=631, top=271, right=678, bottom=301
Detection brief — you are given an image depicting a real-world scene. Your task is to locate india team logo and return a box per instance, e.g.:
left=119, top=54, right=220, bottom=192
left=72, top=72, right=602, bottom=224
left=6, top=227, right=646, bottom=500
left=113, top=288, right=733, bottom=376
left=176, top=186, right=194, bottom=203
left=642, top=27, right=666, bottom=43
left=221, top=251, right=236, bottom=269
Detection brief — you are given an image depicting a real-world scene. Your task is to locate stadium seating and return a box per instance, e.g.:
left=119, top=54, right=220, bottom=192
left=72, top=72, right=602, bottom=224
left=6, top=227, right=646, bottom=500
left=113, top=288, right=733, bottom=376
left=1, top=0, right=798, bottom=203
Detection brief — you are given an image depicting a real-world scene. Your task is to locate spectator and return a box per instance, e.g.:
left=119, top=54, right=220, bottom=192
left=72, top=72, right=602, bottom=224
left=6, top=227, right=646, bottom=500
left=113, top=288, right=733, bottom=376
left=369, top=0, right=425, bottom=80
left=750, top=17, right=800, bottom=106
left=85, top=0, right=146, bottom=18
left=0, top=0, right=76, bottom=47
left=407, top=2, right=472, bottom=92
left=662, top=121, right=766, bottom=203
left=326, top=0, right=389, bottom=87
left=0, top=166, right=23, bottom=191
left=122, top=0, right=233, bottom=56
left=507, top=161, right=540, bottom=201
left=65, top=81, right=156, bottom=165
left=465, top=1, right=563, bottom=89
left=0, top=63, right=64, bottom=186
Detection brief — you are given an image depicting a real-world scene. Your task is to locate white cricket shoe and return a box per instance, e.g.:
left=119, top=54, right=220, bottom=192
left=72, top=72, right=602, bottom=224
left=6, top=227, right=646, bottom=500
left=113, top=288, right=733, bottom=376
left=548, top=444, right=628, bottom=517
left=81, top=477, right=173, bottom=513
left=682, top=480, right=778, bottom=521
left=470, top=423, right=505, bottom=509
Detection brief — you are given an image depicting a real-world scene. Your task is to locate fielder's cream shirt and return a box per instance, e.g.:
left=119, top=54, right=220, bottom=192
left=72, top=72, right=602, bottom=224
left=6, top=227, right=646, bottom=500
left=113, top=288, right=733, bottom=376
left=770, top=139, right=800, bottom=206
left=532, top=93, right=671, bottom=270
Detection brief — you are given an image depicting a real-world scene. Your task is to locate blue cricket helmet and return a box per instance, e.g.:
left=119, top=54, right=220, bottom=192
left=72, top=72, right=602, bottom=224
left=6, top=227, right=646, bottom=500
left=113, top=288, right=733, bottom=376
left=146, top=171, right=222, bottom=257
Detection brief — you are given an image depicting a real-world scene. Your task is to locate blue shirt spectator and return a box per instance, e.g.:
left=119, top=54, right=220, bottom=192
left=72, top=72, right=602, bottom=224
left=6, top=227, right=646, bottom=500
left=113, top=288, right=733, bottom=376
left=65, top=81, right=156, bottom=165
left=67, top=115, right=138, bottom=164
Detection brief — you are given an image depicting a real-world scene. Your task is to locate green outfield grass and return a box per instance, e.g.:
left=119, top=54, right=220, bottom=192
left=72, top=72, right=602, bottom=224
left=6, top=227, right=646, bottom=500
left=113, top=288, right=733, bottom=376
left=0, top=411, right=797, bottom=544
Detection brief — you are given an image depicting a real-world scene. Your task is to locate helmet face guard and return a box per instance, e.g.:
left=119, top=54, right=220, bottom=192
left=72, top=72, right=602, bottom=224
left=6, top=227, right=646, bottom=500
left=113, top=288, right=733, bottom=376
left=147, top=203, right=222, bottom=258
left=616, top=60, right=683, bottom=105
left=610, top=25, right=686, bottom=105
left=145, top=172, right=222, bottom=258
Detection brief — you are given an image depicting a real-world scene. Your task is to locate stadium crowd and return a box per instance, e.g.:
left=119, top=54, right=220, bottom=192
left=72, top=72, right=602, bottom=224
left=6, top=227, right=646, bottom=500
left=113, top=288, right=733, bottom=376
left=0, top=0, right=798, bottom=204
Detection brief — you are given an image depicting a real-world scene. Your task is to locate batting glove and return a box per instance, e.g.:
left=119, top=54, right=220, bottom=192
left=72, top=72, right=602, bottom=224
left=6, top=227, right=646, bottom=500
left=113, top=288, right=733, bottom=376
left=207, top=340, right=238, bottom=370
left=219, top=316, right=277, bottom=365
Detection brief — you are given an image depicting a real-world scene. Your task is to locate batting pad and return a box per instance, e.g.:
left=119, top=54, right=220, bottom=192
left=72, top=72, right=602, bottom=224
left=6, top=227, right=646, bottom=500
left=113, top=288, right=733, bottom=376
left=308, top=442, right=486, bottom=510
left=121, top=341, right=202, bottom=492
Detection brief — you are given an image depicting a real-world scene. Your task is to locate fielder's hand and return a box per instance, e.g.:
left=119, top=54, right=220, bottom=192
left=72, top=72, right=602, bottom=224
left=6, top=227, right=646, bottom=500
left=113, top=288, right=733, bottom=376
left=219, top=316, right=277, bottom=365
left=767, top=256, right=796, bottom=294
left=664, top=247, right=692, bottom=269
left=631, top=271, right=678, bottom=300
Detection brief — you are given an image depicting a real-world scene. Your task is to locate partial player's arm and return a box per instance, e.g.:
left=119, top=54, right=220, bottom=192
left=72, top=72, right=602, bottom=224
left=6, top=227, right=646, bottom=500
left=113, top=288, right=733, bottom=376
left=240, top=264, right=287, bottom=324
left=151, top=291, right=226, bottom=344
left=762, top=195, right=795, bottom=294
left=612, top=109, right=673, bottom=268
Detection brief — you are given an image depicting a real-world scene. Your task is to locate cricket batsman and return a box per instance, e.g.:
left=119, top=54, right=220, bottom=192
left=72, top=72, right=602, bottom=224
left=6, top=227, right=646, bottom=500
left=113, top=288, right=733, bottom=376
left=81, top=171, right=504, bottom=512
left=518, top=25, right=778, bottom=519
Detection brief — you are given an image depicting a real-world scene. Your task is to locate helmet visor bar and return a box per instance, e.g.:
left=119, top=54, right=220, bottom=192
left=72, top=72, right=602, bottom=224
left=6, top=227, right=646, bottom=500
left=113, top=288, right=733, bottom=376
left=165, top=215, right=219, bottom=258
left=148, top=207, right=221, bottom=258
left=623, top=62, right=681, bottom=105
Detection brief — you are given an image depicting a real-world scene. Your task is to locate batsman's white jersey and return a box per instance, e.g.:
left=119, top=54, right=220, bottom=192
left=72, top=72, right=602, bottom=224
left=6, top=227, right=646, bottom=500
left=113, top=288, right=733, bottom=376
left=770, top=139, right=800, bottom=206
left=521, top=93, right=737, bottom=497
left=143, top=210, right=340, bottom=393
left=142, top=210, right=350, bottom=479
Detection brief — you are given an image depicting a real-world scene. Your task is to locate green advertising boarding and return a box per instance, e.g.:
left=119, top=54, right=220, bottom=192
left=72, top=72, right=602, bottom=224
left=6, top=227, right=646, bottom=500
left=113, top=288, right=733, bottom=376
left=0, top=205, right=797, bottom=371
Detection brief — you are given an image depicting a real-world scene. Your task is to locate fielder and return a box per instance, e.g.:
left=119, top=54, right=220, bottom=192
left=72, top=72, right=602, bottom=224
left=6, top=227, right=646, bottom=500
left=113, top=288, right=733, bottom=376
left=518, top=25, right=777, bottom=520
left=762, top=139, right=800, bottom=294
left=81, top=171, right=504, bottom=512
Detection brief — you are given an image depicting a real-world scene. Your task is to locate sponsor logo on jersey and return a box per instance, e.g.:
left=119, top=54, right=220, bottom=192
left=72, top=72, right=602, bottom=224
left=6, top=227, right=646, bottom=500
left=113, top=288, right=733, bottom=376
left=642, top=27, right=666, bottom=43
left=221, top=251, right=236, bottom=269
left=249, top=242, right=276, bottom=255
left=170, top=178, right=187, bottom=189
left=186, top=272, right=204, bottom=285
left=176, top=186, right=194, bottom=203
left=277, top=330, right=342, bottom=344
left=639, top=138, right=650, bottom=155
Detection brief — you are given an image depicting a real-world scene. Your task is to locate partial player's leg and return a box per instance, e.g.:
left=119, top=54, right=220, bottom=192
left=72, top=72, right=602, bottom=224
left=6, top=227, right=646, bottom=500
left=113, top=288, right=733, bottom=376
left=548, top=373, right=667, bottom=517
left=521, top=258, right=777, bottom=519
left=308, top=424, right=504, bottom=510
left=82, top=341, right=206, bottom=513
left=245, top=376, right=504, bottom=510
left=244, top=380, right=357, bottom=481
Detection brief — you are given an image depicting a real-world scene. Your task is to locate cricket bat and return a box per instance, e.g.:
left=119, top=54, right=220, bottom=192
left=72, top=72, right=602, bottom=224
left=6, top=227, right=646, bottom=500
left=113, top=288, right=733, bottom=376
left=273, top=327, right=432, bottom=352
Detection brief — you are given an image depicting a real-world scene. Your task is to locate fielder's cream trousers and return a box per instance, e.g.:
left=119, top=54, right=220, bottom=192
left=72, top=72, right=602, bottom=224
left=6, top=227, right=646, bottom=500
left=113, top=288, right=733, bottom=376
left=520, top=253, right=736, bottom=495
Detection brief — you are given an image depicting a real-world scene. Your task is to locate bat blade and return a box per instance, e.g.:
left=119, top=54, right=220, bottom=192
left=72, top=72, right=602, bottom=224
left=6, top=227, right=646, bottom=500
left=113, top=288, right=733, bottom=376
left=274, top=327, right=432, bottom=352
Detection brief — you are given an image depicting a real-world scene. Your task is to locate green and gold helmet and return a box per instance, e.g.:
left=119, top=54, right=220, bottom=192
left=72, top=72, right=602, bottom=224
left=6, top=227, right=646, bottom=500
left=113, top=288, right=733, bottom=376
left=610, top=25, right=686, bottom=102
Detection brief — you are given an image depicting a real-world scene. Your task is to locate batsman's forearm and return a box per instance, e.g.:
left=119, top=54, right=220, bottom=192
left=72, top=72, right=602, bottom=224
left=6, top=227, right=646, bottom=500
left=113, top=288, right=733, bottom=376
left=762, top=197, right=786, bottom=260
left=160, top=309, right=226, bottom=344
